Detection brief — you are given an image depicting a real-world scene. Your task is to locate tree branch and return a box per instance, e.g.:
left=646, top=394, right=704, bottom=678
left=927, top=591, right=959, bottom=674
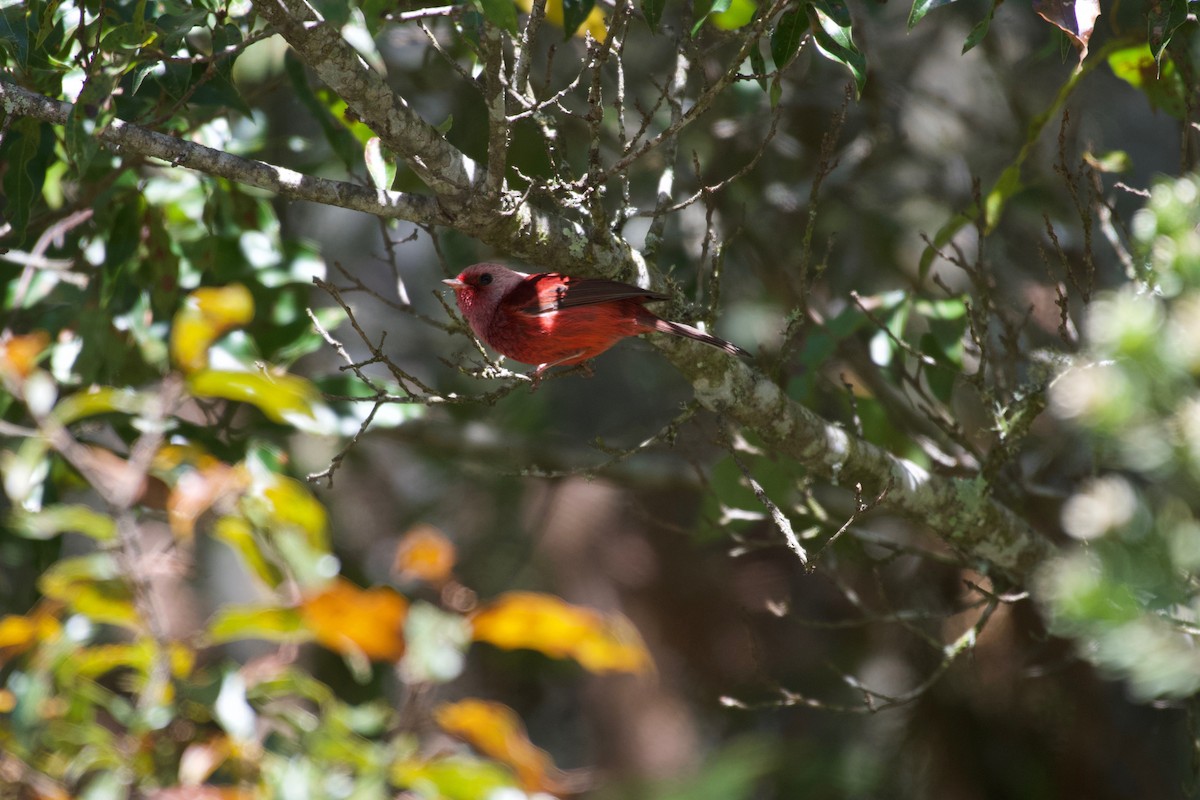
left=0, top=59, right=1057, bottom=582
left=662, top=340, right=1056, bottom=581
left=249, top=0, right=478, bottom=197
left=0, top=78, right=641, bottom=277
left=0, top=79, right=450, bottom=225
left=246, top=0, right=652, bottom=277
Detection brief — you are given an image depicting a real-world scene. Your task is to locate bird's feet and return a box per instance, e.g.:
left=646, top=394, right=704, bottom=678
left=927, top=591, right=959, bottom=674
left=527, top=354, right=592, bottom=390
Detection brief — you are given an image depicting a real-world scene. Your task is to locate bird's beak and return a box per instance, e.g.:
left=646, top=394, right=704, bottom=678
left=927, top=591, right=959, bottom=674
left=442, top=278, right=466, bottom=289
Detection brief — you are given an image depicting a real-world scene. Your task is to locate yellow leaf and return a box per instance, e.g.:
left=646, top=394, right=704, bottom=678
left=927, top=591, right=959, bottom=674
left=254, top=472, right=328, bottom=549
left=213, top=516, right=284, bottom=587
left=300, top=579, right=408, bottom=662
left=154, top=442, right=224, bottom=473
left=187, top=369, right=322, bottom=427
left=170, top=284, right=255, bottom=373
left=393, top=524, right=457, bottom=586
left=391, top=755, right=517, bottom=797
left=434, top=699, right=567, bottom=794
left=70, top=641, right=195, bottom=681
left=38, top=554, right=140, bottom=629
left=513, top=0, right=607, bottom=40
left=52, top=387, right=151, bottom=425
left=0, top=603, right=61, bottom=663
left=471, top=592, right=652, bottom=674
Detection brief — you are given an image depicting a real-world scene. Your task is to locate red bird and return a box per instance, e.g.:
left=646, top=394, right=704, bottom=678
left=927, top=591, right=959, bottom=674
left=443, top=263, right=749, bottom=377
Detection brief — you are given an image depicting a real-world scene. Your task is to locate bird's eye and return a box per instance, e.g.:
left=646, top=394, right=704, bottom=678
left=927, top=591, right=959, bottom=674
left=479, top=273, right=493, bottom=286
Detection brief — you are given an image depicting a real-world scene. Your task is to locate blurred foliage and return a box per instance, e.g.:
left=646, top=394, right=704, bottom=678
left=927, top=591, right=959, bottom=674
left=0, top=278, right=653, bottom=795
left=1040, top=174, right=1200, bottom=701
left=1, top=0, right=1200, bottom=797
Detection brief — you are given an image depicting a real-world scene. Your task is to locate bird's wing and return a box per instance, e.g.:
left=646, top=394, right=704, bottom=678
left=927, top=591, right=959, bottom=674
left=516, top=273, right=669, bottom=315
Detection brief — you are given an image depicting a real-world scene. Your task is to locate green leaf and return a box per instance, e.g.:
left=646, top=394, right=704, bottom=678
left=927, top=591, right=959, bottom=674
left=99, top=22, right=158, bottom=53
left=12, top=504, right=117, bottom=542
left=0, top=3, right=30, bottom=67
left=749, top=40, right=767, bottom=90
left=284, top=51, right=363, bottom=172
left=102, top=192, right=145, bottom=286
left=130, top=63, right=158, bottom=96
left=769, top=74, right=783, bottom=108
left=157, top=10, right=210, bottom=48
left=962, top=0, right=999, bottom=53
left=1149, top=0, right=1188, bottom=68
left=642, top=0, right=666, bottom=31
left=459, top=8, right=484, bottom=50
left=477, top=0, right=519, bottom=34
left=713, top=0, right=756, bottom=29
left=205, top=24, right=253, bottom=116
left=907, top=0, right=957, bottom=29
left=65, top=73, right=117, bottom=176
left=715, top=0, right=753, bottom=28
left=207, top=603, right=308, bottom=644
left=985, top=163, right=1022, bottom=230
left=0, top=118, right=54, bottom=246
left=364, top=137, right=398, bottom=191
left=812, top=0, right=850, bottom=27
left=563, top=0, right=598, bottom=38
left=769, top=7, right=808, bottom=69
left=1108, top=45, right=1188, bottom=119
left=361, top=0, right=394, bottom=34
left=309, top=0, right=353, bottom=26
left=692, top=0, right=733, bottom=35
left=807, top=0, right=866, bottom=96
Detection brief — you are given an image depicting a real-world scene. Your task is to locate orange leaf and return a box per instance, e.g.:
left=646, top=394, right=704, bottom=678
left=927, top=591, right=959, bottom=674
left=300, top=579, right=408, bottom=661
left=392, top=524, right=457, bottom=585
left=178, top=736, right=234, bottom=786
left=434, top=699, right=566, bottom=793
left=0, top=331, right=51, bottom=380
left=167, top=461, right=250, bottom=538
left=471, top=592, right=652, bottom=674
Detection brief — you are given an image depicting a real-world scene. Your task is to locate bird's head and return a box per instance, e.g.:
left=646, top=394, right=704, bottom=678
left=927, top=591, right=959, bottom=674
left=443, top=263, right=526, bottom=320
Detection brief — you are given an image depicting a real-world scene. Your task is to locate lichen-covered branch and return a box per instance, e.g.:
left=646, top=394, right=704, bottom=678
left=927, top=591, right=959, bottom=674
left=246, top=0, right=649, bottom=277
left=662, top=340, right=1056, bottom=581
left=0, top=80, right=450, bottom=225
left=250, top=0, right=478, bottom=197
left=0, top=15, right=1058, bottom=582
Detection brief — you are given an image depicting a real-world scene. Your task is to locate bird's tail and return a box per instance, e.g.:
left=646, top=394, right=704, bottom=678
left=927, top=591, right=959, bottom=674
left=649, top=317, right=751, bottom=359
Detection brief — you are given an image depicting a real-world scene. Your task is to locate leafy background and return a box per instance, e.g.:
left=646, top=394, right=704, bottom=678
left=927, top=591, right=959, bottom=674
left=2, top=0, right=1200, bottom=797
